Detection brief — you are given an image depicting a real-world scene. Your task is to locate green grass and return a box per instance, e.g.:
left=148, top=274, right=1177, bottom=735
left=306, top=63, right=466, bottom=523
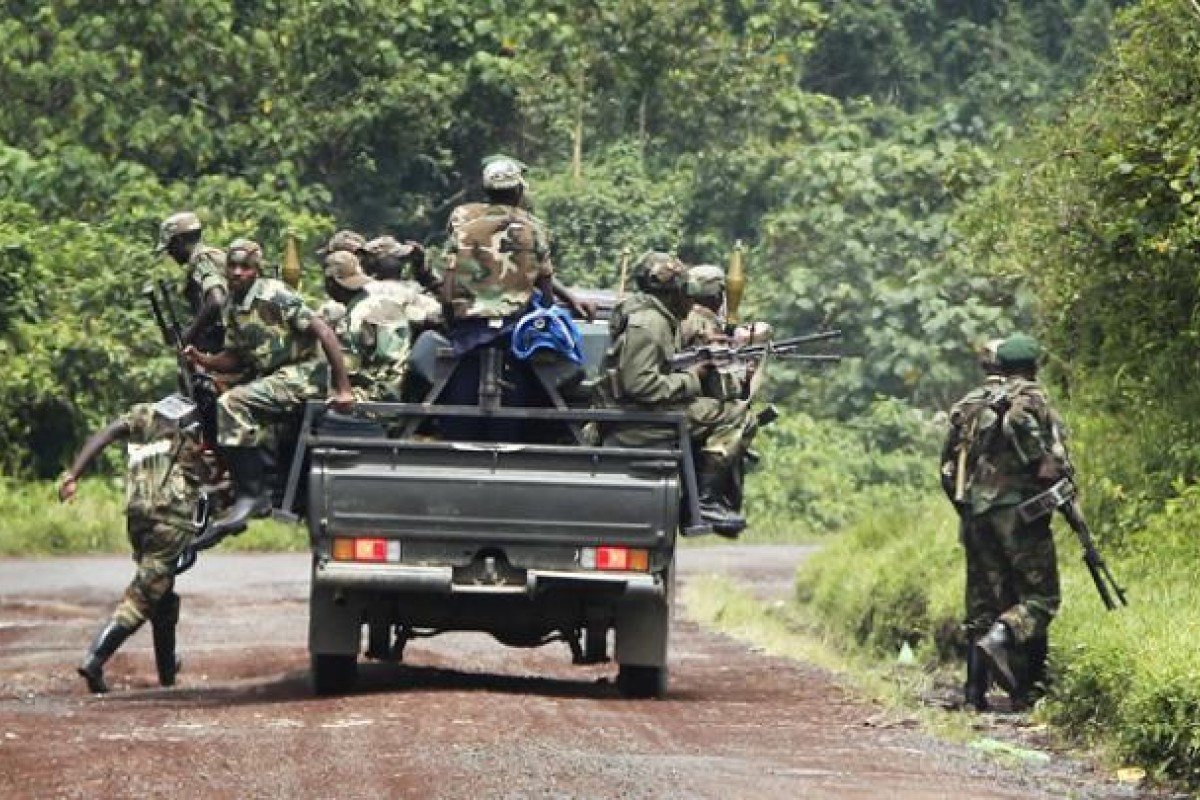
left=0, top=477, right=306, bottom=556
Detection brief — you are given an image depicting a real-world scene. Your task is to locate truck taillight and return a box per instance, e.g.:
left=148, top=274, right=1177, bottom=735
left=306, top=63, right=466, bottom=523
left=581, top=546, right=649, bottom=572
left=332, top=537, right=400, bottom=563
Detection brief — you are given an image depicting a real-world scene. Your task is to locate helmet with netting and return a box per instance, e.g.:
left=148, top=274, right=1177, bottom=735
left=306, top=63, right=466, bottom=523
left=227, top=238, right=264, bottom=269
left=482, top=157, right=526, bottom=191
left=633, top=251, right=686, bottom=292
left=685, top=264, right=726, bottom=299
left=154, top=211, right=202, bottom=254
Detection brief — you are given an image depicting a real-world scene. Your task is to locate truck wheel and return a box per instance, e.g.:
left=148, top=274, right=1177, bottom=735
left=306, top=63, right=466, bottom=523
left=311, top=653, right=357, bottom=696
left=617, top=664, right=667, bottom=699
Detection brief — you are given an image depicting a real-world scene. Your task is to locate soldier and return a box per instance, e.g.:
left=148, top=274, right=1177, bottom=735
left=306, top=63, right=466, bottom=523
left=59, top=399, right=208, bottom=693
left=946, top=333, right=1066, bottom=710
left=597, top=252, right=750, bottom=537
left=323, top=251, right=412, bottom=402
left=681, top=264, right=772, bottom=350
left=154, top=211, right=227, bottom=353
left=183, top=238, right=355, bottom=537
left=361, top=236, right=444, bottom=332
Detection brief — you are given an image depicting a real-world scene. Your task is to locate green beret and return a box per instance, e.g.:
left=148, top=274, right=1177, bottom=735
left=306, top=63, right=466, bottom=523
left=997, top=332, right=1040, bottom=365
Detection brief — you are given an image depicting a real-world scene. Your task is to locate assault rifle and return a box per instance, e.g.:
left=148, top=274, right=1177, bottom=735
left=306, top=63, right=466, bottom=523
left=144, top=281, right=196, bottom=400
left=1017, top=476, right=1128, bottom=611
left=669, top=329, right=843, bottom=371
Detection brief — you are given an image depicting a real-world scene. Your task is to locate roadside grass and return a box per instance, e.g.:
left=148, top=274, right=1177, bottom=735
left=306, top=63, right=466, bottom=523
left=0, top=478, right=306, bottom=555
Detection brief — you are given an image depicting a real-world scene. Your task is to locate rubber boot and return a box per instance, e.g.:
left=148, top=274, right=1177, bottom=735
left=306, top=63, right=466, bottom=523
left=207, top=447, right=270, bottom=539
left=964, top=640, right=990, bottom=712
left=1019, top=633, right=1049, bottom=704
left=77, top=620, right=136, bottom=694
left=151, top=592, right=181, bottom=687
left=975, top=620, right=1018, bottom=696
left=697, top=455, right=746, bottom=538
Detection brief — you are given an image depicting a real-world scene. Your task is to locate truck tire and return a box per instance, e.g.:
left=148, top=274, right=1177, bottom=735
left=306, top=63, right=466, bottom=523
left=311, top=652, right=357, bottom=696
left=617, top=664, right=668, bottom=699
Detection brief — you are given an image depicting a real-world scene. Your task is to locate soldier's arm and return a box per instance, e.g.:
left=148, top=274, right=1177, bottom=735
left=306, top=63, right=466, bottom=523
left=1003, top=393, right=1058, bottom=468
left=311, top=316, right=355, bottom=411
left=618, top=322, right=702, bottom=404
left=181, top=284, right=227, bottom=347
left=59, top=419, right=131, bottom=502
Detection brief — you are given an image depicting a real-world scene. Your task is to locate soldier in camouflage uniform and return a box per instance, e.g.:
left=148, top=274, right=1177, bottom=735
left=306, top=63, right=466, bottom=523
left=680, top=264, right=772, bottom=350
left=361, top=236, right=444, bottom=332
left=183, top=238, right=355, bottom=537
left=59, top=400, right=209, bottom=693
left=597, top=252, right=750, bottom=537
left=154, top=211, right=227, bottom=353
left=944, top=333, right=1066, bottom=709
left=323, top=251, right=412, bottom=402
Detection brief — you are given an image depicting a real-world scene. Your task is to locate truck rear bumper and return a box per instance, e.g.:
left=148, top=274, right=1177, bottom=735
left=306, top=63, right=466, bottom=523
left=312, top=560, right=663, bottom=598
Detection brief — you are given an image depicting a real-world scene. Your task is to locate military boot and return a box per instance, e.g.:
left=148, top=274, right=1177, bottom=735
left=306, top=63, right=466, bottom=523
left=151, top=592, right=181, bottom=687
left=697, top=455, right=746, bottom=538
left=207, top=447, right=270, bottom=539
left=77, top=620, right=136, bottom=694
left=963, top=640, right=990, bottom=712
left=1018, top=633, right=1049, bottom=704
left=975, top=621, right=1019, bottom=696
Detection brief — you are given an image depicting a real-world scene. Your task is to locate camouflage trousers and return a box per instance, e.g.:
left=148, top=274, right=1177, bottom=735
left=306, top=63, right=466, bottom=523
left=963, top=505, right=1060, bottom=643
left=110, top=513, right=191, bottom=630
left=609, top=398, right=749, bottom=469
left=217, top=363, right=325, bottom=448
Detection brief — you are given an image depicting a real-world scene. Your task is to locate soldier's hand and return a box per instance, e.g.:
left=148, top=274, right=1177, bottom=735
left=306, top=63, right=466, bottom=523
left=182, top=345, right=203, bottom=368
left=688, top=362, right=712, bottom=382
left=326, top=389, right=356, bottom=414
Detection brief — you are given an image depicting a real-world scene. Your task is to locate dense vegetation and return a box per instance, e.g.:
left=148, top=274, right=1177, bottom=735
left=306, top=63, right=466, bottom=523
left=6, top=0, right=1199, bottom=789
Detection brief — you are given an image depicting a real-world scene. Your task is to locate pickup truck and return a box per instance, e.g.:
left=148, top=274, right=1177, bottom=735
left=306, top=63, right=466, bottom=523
left=279, top=308, right=709, bottom=699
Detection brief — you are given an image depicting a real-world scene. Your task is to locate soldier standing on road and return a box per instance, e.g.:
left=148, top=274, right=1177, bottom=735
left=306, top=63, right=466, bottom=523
left=183, top=238, right=355, bottom=539
left=597, top=252, right=750, bottom=537
left=154, top=211, right=227, bottom=353
left=59, top=401, right=207, bottom=694
left=943, top=333, right=1066, bottom=709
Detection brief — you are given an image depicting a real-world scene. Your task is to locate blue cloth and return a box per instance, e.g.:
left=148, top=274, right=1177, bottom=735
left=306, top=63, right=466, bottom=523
left=511, top=295, right=584, bottom=364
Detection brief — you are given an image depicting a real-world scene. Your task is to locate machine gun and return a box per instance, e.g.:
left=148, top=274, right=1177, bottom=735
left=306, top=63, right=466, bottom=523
left=668, top=329, right=843, bottom=371
left=1017, top=476, right=1128, bottom=611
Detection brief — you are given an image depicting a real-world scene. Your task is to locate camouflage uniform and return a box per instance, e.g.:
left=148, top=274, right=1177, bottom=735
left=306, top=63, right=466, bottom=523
left=600, top=292, right=748, bottom=465
left=442, top=201, right=554, bottom=320
left=181, top=245, right=228, bottom=352
left=681, top=304, right=724, bottom=349
left=217, top=276, right=325, bottom=447
left=324, top=252, right=412, bottom=402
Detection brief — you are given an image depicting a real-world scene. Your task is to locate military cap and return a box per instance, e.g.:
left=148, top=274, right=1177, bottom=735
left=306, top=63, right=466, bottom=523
left=319, top=229, right=367, bottom=256
left=997, top=332, right=1040, bottom=366
left=364, top=235, right=416, bottom=260
left=482, top=157, right=526, bottom=191
left=634, top=251, right=686, bottom=292
left=685, top=264, right=726, bottom=299
left=226, top=238, right=264, bottom=268
left=324, top=251, right=372, bottom=291
left=481, top=153, right=528, bottom=171
left=154, top=211, right=202, bottom=254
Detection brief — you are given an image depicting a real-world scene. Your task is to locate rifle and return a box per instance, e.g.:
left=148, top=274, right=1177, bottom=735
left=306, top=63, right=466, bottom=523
left=1017, top=476, right=1128, bottom=611
left=144, top=282, right=195, bottom=400
left=669, top=329, right=843, bottom=371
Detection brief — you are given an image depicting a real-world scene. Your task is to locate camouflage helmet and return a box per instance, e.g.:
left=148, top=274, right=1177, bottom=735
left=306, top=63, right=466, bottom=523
left=324, top=251, right=372, bottom=291
left=482, top=157, right=526, bottom=191
left=997, top=332, right=1041, bottom=367
left=633, top=251, right=686, bottom=293
left=363, top=235, right=415, bottom=260
left=154, top=211, right=202, bottom=254
left=226, top=238, right=264, bottom=269
left=685, top=264, right=726, bottom=299
left=320, top=229, right=367, bottom=256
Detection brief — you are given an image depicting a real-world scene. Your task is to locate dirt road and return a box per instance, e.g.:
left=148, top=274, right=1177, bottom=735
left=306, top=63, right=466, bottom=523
left=0, top=546, right=1154, bottom=799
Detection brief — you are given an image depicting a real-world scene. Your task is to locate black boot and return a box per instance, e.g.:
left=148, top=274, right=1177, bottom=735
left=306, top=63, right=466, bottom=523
left=151, top=592, right=181, bottom=687
left=964, top=641, right=990, bottom=712
left=975, top=621, right=1018, bottom=696
left=207, top=447, right=271, bottom=539
left=77, top=620, right=136, bottom=694
left=1019, top=633, right=1049, bottom=704
left=697, top=455, right=746, bottom=538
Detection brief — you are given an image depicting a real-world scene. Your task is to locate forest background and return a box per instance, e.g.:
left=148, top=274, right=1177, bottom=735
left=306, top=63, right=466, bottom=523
left=2, top=0, right=1199, bottom=789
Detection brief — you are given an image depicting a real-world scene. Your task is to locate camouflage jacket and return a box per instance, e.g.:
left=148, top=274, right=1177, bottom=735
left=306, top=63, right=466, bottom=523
left=598, top=293, right=701, bottom=408
left=222, top=277, right=318, bottom=378
left=944, top=377, right=1069, bottom=515
left=443, top=202, right=554, bottom=319
left=182, top=245, right=227, bottom=315
left=368, top=278, right=443, bottom=327
left=332, top=288, right=411, bottom=401
left=121, top=403, right=205, bottom=527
